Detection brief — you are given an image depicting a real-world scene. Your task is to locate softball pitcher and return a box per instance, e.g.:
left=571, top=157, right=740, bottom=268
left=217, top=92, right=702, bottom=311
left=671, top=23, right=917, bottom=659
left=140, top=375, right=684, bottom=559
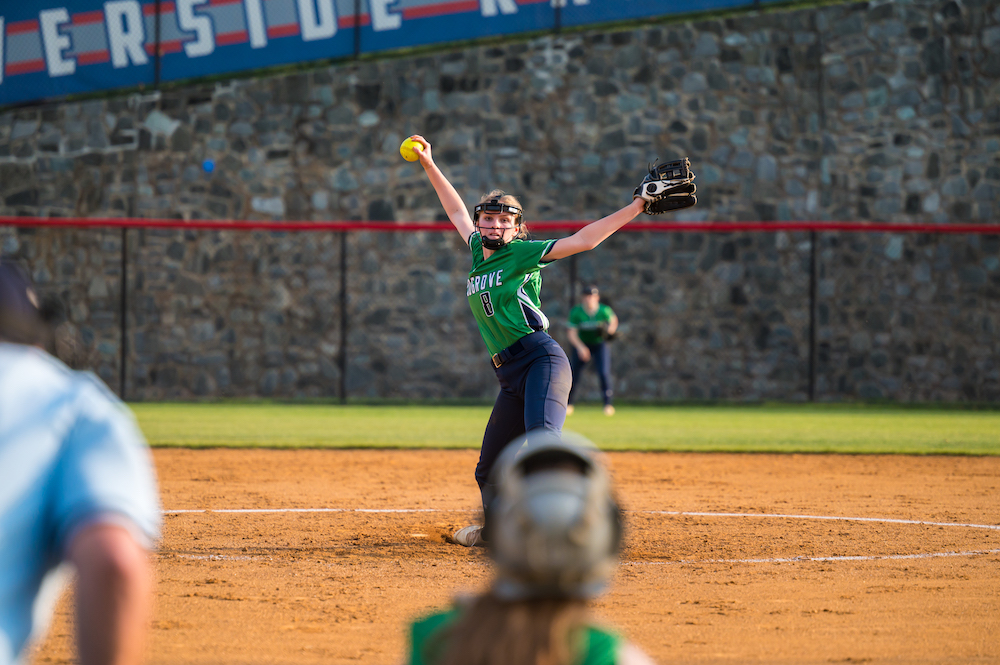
left=408, top=135, right=692, bottom=547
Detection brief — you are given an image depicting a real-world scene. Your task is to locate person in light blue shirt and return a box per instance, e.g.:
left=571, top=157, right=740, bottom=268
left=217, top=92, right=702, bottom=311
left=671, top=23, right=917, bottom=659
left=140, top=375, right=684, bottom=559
left=0, top=261, right=161, bottom=665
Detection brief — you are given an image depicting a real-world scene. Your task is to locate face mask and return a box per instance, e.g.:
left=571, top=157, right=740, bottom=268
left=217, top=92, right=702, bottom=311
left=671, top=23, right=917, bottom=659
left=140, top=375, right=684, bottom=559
left=475, top=199, right=522, bottom=250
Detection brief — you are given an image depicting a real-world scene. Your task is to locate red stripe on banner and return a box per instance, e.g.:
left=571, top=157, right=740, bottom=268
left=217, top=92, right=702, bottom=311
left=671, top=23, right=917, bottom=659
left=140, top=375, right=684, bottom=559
left=147, top=39, right=185, bottom=54
left=77, top=50, right=111, bottom=65
left=2, top=217, right=999, bottom=235
left=339, top=14, right=371, bottom=28
left=267, top=23, right=300, bottom=38
left=73, top=10, right=105, bottom=25
left=217, top=30, right=249, bottom=45
left=398, top=0, right=541, bottom=20
left=403, top=0, right=478, bottom=19
left=5, top=59, right=46, bottom=75
left=145, top=1, right=176, bottom=15
left=7, top=19, right=40, bottom=34
left=209, top=0, right=244, bottom=5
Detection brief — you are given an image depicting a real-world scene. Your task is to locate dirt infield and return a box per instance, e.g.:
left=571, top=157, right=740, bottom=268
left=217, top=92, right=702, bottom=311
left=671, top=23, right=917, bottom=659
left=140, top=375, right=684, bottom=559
left=32, top=449, right=1000, bottom=665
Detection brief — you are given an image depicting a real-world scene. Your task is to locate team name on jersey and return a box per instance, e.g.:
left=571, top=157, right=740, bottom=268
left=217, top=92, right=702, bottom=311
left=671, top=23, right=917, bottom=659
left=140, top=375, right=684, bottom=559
left=466, top=269, right=504, bottom=296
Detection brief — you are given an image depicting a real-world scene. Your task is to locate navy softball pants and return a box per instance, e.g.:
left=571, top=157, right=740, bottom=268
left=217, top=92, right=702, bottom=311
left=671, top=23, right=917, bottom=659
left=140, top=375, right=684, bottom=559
left=568, top=341, right=613, bottom=406
left=475, top=331, right=572, bottom=516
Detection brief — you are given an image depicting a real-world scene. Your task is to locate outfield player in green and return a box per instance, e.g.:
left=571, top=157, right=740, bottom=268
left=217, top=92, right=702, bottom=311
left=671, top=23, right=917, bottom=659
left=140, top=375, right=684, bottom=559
left=566, top=285, right=619, bottom=416
left=408, top=135, right=646, bottom=547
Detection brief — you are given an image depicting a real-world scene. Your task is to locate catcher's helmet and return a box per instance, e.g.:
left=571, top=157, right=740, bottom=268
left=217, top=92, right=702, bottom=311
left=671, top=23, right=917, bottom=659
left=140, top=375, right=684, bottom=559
left=0, top=260, right=45, bottom=345
left=488, top=430, right=622, bottom=600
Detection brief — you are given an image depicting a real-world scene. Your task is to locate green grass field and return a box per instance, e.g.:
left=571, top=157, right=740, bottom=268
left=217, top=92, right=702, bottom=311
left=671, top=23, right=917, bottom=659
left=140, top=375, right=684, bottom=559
left=130, top=403, right=1000, bottom=455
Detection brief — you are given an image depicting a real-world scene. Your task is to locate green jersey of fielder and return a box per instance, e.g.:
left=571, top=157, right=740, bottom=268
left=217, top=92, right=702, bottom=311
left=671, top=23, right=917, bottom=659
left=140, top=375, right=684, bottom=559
left=466, top=234, right=556, bottom=356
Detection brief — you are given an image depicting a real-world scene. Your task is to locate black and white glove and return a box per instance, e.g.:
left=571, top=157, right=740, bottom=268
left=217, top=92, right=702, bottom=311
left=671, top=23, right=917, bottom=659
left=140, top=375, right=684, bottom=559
left=633, top=158, right=697, bottom=214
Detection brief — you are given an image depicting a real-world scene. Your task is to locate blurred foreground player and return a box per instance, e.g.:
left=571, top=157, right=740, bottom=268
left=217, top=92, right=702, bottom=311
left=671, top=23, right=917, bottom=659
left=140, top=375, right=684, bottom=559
left=0, top=261, right=161, bottom=665
left=406, top=432, right=655, bottom=665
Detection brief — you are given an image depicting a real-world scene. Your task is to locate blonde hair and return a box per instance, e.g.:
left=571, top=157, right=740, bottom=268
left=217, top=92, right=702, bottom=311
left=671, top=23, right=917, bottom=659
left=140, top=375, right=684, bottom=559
left=478, top=189, right=529, bottom=241
left=425, top=595, right=591, bottom=665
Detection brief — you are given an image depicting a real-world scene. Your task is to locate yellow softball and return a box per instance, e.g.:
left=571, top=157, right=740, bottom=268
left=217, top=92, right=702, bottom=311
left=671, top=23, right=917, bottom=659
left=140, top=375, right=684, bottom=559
left=399, top=137, right=423, bottom=162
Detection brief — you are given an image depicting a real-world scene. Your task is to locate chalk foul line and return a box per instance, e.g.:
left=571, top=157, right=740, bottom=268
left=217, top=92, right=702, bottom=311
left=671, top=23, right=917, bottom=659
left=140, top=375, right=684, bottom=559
left=165, top=508, right=445, bottom=514
left=162, top=507, right=1000, bottom=531
left=171, top=548, right=1000, bottom=566
left=643, top=510, right=1000, bottom=531
left=160, top=508, right=999, bottom=566
left=624, top=548, right=1000, bottom=566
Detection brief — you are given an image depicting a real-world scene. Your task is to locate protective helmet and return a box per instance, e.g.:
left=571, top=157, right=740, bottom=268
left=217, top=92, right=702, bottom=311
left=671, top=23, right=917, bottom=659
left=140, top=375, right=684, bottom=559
left=0, top=260, right=45, bottom=345
left=474, top=196, right=523, bottom=251
left=488, top=430, right=622, bottom=600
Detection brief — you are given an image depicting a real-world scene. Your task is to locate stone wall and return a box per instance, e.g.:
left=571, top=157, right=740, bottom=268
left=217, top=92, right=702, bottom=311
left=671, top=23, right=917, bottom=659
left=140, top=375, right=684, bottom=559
left=1, top=0, right=998, bottom=402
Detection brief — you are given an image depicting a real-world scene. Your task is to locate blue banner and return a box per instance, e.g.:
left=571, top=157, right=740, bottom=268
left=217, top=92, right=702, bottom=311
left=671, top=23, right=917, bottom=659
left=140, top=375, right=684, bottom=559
left=1, top=0, right=157, bottom=105
left=1, top=0, right=758, bottom=108
left=563, top=0, right=756, bottom=28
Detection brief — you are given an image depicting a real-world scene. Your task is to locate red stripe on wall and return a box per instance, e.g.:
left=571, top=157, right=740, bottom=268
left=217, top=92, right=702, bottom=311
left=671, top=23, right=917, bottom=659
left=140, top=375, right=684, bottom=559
left=267, top=23, right=300, bottom=38
left=217, top=30, right=249, bottom=45
left=5, top=59, right=46, bottom=74
left=4, top=217, right=1000, bottom=235
left=7, top=19, right=40, bottom=34
left=77, top=50, right=111, bottom=65
left=73, top=10, right=106, bottom=25
left=403, top=0, right=478, bottom=19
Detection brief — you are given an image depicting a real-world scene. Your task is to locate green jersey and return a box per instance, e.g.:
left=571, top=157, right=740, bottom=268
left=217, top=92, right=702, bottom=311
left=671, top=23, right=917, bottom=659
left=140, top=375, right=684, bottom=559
left=568, top=303, right=616, bottom=345
left=466, top=233, right=557, bottom=357
left=409, top=607, right=620, bottom=665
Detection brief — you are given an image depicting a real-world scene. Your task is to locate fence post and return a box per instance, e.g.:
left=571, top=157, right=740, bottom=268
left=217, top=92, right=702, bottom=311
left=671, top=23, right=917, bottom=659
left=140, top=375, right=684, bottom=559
left=567, top=254, right=577, bottom=313
left=339, top=230, right=349, bottom=403
left=808, top=228, right=817, bottom=402
left=119, top=227, right=129, bottom=400
left=810, top=10, right=826, bottom=402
